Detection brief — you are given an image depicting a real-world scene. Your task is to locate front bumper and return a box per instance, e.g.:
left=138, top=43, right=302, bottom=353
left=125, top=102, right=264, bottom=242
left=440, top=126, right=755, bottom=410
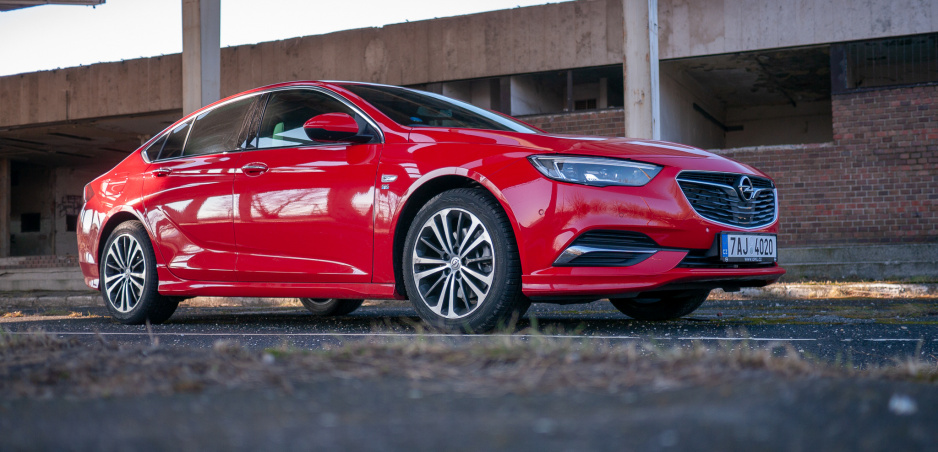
left=491, top=159, right=785, bottom=299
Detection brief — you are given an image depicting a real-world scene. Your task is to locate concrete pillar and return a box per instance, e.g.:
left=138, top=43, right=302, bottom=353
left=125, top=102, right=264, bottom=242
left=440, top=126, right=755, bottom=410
left=598, top=77, right=609, bottom=109
left=0, top=158, right=9, bottom=258
left=182, top=0, right=220, bottom=115
left=622, top=0, right=660, bottom=139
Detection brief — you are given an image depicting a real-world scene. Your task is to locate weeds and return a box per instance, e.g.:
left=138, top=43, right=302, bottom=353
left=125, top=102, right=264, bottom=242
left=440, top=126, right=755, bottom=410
left=0, top=326, right=936, bottom=399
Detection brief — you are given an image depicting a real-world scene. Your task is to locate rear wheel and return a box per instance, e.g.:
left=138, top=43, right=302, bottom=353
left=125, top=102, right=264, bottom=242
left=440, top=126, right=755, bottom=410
left=403, top=188, right=529, bottom=333
left=100, top=221, right=178, bottom=324
left=299, top=298, right=364, bottom=316
left=609, top=289, right=710, bottom=321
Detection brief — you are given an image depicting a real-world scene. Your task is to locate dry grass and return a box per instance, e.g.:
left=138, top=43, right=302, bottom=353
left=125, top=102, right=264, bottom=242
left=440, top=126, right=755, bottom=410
left=0, top=327, right=935, bottom=399
left=37, top=309, right=95, bottom=318
left=1, top=311, right=24, bottom=318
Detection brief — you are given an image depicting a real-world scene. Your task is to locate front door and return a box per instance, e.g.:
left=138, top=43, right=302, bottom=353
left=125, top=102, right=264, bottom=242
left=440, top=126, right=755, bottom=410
left=233, top=88, right=380, bottom=283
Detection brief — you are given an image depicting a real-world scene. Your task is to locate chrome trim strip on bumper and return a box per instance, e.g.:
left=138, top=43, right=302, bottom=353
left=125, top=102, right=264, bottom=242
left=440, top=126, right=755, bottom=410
left=553, top=245, right=658, bottom=266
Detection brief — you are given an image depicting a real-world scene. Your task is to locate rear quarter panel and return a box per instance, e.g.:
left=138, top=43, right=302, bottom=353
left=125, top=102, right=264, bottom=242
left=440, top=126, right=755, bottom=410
left=77, top=153, right=151, bottom=289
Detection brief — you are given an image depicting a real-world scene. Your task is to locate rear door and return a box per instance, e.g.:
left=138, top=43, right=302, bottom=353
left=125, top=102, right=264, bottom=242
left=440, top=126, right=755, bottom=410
left=142, top=94, right=262, bottom=281
left=232, top=88, right=381, bottom=283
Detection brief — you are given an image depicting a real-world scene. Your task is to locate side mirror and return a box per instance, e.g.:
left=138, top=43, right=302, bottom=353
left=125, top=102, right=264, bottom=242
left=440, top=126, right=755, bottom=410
left=303, top=112, right=373, bottom=143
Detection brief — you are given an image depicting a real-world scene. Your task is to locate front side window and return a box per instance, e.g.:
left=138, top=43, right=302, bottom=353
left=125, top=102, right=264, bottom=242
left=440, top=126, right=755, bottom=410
left=183, top=96, right=256, bottom=156
left=341, top=84, right=538, bottom=133
left=256, top=90, right=363, bottom=149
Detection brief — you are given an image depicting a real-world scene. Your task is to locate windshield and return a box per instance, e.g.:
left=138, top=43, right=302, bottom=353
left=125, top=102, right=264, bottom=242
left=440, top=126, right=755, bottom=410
left=340, top=84, right=539, bottom=134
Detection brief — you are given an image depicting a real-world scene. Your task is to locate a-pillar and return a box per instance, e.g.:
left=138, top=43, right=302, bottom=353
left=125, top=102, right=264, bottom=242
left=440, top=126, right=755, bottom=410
left=0, top=158, right=9, bottom=257
left=182, top=0, right=220, bottom=115
left=622, top=0, right=660, bottom=139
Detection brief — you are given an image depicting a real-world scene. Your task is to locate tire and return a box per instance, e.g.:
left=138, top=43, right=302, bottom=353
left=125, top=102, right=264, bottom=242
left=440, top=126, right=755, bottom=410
left=609, top=289, right=711, bottom=321
left=403, top=188, right=529, bottom=333
left=299, top=298, right=364, bottom=316
left=100, top=221, right=178, bottom=324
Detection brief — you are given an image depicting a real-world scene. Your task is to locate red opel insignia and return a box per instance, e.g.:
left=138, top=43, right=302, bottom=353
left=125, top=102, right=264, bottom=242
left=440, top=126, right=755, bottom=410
left=77, top=81, right=784, bottom=332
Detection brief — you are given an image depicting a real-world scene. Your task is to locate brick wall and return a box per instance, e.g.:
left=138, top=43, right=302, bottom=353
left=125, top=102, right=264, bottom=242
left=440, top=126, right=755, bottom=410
left=520, top=108, right=625, bottom=137
left=717, top=84, right=938, bottom=247
left=0, top=255, right=79, bottom=270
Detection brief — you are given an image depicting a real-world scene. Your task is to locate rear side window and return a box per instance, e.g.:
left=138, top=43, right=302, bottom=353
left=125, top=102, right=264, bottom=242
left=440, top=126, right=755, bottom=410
left=159, top=121, right=191, bottom=160
left=143, top=134, right=167, bottom=161
left=183, top=97, right=256, bottom=156
left=256, top=90, right=359, bottom=149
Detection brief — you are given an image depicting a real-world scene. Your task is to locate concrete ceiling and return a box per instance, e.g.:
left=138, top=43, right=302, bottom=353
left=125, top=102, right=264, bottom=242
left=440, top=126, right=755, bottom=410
left=0, top=0, right=103, bottom=12
left=664, top=46, right=831, bottom=108
left=0, top=111, right=180, bottom=168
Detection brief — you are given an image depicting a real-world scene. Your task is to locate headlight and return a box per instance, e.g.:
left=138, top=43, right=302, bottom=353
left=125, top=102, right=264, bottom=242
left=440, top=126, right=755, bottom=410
left=528, top=155, right=662, bottom=187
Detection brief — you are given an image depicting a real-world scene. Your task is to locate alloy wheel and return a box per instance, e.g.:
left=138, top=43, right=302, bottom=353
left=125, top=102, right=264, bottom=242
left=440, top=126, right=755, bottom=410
left=411, top=207, right=495, bottom=319
left=103, top=234, right=147, bottom=313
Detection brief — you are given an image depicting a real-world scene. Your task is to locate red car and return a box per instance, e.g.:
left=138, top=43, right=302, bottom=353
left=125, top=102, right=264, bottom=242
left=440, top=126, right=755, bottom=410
left=78, top=81, right=784, bottom=332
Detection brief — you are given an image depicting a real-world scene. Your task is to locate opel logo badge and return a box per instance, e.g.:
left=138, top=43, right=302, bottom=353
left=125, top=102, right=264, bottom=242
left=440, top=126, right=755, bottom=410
left=737, top=176, right=755, bottom=201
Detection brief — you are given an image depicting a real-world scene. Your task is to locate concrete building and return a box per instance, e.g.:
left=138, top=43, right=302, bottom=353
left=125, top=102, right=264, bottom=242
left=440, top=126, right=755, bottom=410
left=0, top=0, right=936, bottom=280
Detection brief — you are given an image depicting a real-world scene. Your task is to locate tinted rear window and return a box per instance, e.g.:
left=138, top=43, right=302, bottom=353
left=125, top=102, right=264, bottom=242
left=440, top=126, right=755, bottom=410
left=159, top=121, right=190, bottom=160
left=143, top=134, right=166, bottom=161
left=183, top=96, right=255, bottom=156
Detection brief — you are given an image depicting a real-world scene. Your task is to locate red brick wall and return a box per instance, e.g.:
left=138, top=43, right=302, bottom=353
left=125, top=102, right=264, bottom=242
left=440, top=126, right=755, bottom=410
left=0, top=255, right=78, bottom=270
left=520, top=108, right=625, bottom=137
left=718, top=84, right=938, bottom=247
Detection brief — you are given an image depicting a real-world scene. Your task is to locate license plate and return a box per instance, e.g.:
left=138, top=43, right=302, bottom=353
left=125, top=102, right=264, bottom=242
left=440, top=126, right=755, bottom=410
left=720, top=233, right=776, bottom=263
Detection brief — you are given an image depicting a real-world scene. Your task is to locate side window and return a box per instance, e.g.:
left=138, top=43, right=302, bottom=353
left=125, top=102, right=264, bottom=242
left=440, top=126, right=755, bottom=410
left=256, top=90, right=360, bottom=149
left=183, top=96, right=256, bottom=156
left=159, top=121, right=191, bottom=160
left=144, top=134, right=167, bottom=161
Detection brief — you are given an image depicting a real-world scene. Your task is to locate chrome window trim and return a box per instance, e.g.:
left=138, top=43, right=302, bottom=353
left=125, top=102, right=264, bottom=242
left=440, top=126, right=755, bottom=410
left=140, top=92, right=265, bottom=164
left=675, top=170, right=779, bottom=231
left=141, top=86, right=384, bottom=163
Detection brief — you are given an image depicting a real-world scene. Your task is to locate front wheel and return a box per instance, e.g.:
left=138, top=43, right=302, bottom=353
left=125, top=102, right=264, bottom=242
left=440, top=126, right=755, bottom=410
left=100, top=221, right=178, bottom=324
left=299, top=298, right=364, bottom=316
left=403, top=188, right=529, bottom=333
left=609, top=289, right=711, bottom=321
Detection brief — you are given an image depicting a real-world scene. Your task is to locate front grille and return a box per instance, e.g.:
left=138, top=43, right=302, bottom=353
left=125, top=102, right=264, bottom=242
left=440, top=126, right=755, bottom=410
left=556, top=230, right=659, bottom=267
left=677, top=172, right=777, bottom=228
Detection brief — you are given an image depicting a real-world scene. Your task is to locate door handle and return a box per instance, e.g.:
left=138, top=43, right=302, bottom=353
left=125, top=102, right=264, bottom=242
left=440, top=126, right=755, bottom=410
left=152, top=168, right=172, bottom=177
left=241, top=162, right=268, bottom=176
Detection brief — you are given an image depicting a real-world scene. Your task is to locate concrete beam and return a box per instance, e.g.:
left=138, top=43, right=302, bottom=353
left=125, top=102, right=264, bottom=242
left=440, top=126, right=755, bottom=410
left=0, top=158, right=9, bottom=257
left=1, top=1, right=624, bottom=129
left=182, top=0, right=220, bottom=115
left=658, top=0, right=938, bottom=60
left=622, top=0, right=659, bottom=139
left=0, top=1, right=104, bottom=12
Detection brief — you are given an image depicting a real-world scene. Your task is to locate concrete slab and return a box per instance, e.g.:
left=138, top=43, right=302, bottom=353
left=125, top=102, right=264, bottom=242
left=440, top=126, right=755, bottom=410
left=780, top=244, right=938, bottom=282
left=0, top=267, right=89, bottom=291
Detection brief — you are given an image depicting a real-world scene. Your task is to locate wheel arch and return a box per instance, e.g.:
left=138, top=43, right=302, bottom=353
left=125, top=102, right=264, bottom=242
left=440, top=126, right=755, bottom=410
left=390, top=173, right=521, bottom=299
left=96, top=210, right=151, bottom=269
